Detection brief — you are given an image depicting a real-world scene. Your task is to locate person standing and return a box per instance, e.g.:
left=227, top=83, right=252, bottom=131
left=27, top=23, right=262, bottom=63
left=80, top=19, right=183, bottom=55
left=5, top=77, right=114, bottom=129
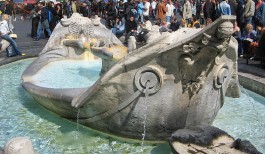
left=236, top=0, right=244, bottom=31
left=143, top=0, right=150, bottom=18
left=54, top=3, right=63, bottom=22
left=12, top=1, right=17, bottom=21
left=4, top=0, right=14, bottom=33
left=156, top=0, right=167, bottom=21
left=216, top=0, right=231, bottom=17
left=228, top=0, right=236, bottom=15
left=136, top=0, right=144, bottom=23
left=30, top=5, right=40, bottom=38
left=63, top=0, right=72, bottom=18
left=151, top=0, right=157, bottom=19
left=0, top=14, right=25, bottom=56
left=183, top=0, right=192, bottom=25
left=242, top=0, right=255, bottom=26
left=80, top=2, right=89, bottom=17
left=166, top=0, right=175, bottom=23
left=34, top=2, right=52, bottom=41
left=71, top=0, right=77, bottom=13
left=117, top=0, right=125, bottom=17
left=254, top=0, right=265, bottom=27
left=203, top=0, right=212, bottom=21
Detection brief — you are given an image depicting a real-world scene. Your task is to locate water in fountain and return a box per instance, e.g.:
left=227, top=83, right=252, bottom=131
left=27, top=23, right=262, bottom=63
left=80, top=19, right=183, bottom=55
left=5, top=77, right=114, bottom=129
left=213, top=88, right=265, bottom=152
left=1, top=58, right=265, bottom=153
left=0, top=58, right=172, bottom=153
left=30, top=59, right=102, bottom=89
left=141, top=81, right=150, bottom=153
left=75, top=109, right=80, bottom=140
left=240, top=86, right=263, bottom=125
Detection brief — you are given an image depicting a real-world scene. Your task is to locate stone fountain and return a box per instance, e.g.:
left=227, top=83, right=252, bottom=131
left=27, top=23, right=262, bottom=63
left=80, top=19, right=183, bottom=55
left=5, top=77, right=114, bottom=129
left=22, top=14, right=241, bottom=143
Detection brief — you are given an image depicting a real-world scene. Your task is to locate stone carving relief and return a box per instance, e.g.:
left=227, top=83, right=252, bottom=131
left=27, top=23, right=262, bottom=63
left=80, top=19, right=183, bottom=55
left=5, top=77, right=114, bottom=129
left=21, top=16, right=241, bottom=141
left=178, top=21, right=234, bottom=96
left=202, top=21, right=234, bottom=52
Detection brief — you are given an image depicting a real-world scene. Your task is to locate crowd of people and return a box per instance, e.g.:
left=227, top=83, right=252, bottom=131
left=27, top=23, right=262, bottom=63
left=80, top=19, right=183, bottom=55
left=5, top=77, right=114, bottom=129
left=0, top=0, right=265, bottom=60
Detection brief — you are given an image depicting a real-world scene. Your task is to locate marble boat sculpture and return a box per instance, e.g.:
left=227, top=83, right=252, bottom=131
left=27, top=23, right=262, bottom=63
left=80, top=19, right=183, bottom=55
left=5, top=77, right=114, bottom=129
left=22, top=14, right=240, bottom=141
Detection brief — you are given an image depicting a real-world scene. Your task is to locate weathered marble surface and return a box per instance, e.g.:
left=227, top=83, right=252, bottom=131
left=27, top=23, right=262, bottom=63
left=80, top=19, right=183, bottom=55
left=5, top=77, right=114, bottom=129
left=2, top=137, right=36, bottom=154
left=22, top=15, right=240, bottom=141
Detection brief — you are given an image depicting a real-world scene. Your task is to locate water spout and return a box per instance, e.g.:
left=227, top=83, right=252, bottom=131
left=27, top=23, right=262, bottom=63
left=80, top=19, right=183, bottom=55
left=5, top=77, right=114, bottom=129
left=75, top=108, right=81, bottom=140
left=141, top=81, right=150, bottom=153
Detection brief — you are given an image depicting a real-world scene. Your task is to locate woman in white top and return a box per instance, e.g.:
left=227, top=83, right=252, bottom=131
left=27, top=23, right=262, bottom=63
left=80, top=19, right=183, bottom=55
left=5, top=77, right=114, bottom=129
left=166, top=1, right=175, bottom=23
left=0, top=14, right=25, bottom=56
left=143, top=0, right=151, bottom=17
left=182, top=0, right=192, bottom=24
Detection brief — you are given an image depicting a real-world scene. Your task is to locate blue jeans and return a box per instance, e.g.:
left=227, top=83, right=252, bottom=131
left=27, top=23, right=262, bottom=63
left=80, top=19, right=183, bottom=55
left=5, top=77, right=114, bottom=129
left=244, top=16, right=252, bottom=24
left=111, top=28, right=124, bottom=36
left=1, top=34, right=22, bottom=55
left=37, top=21, right=52, bottom=39
left=166, top=16, right=171, bottom=23
left=135, top=13, right=143, bottom=23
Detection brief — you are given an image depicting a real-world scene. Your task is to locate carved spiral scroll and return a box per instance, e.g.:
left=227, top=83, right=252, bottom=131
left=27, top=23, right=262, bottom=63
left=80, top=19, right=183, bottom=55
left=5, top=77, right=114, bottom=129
left=134, top=66, right=163, bottom=94
left=214, top=63, right=229, bottom=89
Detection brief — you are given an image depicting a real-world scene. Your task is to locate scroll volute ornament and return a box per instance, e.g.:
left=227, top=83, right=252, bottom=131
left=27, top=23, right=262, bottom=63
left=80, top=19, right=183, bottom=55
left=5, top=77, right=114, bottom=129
left=214, top=63, right=229, bottom=89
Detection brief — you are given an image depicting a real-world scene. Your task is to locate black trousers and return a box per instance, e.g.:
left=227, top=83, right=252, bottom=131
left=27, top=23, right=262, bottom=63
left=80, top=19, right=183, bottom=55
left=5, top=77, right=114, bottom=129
left=31, top=18, right=39, bottom=38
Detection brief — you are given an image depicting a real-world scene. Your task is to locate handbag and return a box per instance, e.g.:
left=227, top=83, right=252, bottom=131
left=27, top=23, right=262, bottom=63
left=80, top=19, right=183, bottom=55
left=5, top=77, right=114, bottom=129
left=6, top=45, right=17, bottom=57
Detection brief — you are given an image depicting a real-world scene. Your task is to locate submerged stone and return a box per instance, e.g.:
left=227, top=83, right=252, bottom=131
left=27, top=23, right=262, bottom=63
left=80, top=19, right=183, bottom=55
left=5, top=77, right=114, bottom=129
left=169, top=126, right=262, bottom=154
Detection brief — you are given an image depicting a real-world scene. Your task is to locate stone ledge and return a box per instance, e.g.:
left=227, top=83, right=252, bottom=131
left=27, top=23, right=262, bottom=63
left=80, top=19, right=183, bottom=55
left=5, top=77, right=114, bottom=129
left=238, top=72, right=265, bottom=97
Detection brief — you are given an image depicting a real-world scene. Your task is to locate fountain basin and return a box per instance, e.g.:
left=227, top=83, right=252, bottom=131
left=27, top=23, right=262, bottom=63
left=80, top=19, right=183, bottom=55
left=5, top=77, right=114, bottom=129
left=2, top=58, right=264, bottom=153
left=22, top=15, right=241, bottom=141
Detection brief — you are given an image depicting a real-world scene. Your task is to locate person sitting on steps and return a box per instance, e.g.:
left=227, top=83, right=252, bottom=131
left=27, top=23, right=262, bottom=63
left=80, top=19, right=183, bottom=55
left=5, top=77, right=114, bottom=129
left=125, top=16, right=138, bottom=44
left=0, top=14, right=26, bottom=56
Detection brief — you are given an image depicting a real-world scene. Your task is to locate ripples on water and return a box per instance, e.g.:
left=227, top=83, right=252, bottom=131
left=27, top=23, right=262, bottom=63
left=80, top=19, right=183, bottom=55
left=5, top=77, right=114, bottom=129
left=0, top=59, right=264, bottom=153
left=0, top=59, right=171, bottom=154
left=213, top=88, right=265, bottom=153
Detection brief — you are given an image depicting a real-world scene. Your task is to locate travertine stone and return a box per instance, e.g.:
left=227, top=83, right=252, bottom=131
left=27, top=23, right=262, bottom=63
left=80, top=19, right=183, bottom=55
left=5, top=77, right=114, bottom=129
left=169, top=126, right=262, bottom=154
left=4, top=137, right=35, bottom=154
left=128, top=36, right=136, bottom=52
left=22, top=15, right=241, bottom=141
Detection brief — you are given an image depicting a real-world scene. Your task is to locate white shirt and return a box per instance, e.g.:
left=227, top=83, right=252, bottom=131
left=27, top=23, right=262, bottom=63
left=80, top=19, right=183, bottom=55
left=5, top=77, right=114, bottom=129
left=183, top=1, right=192, bottom=19
left=166, top=4, right=175, bottom=16
left=143, top=1, right=150, bottom=16
left=0, top=20, right=10, bottom=35
left=144, top=20, right=152, bottom=31
left=151, top=1, right=157, bottom=10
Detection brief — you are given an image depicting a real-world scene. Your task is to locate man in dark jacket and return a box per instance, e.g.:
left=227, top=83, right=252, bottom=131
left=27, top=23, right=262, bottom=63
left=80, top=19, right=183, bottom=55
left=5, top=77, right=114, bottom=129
left=30, top=5, right=40, bottom=38
left=34, top=2, right=52, bottom=41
